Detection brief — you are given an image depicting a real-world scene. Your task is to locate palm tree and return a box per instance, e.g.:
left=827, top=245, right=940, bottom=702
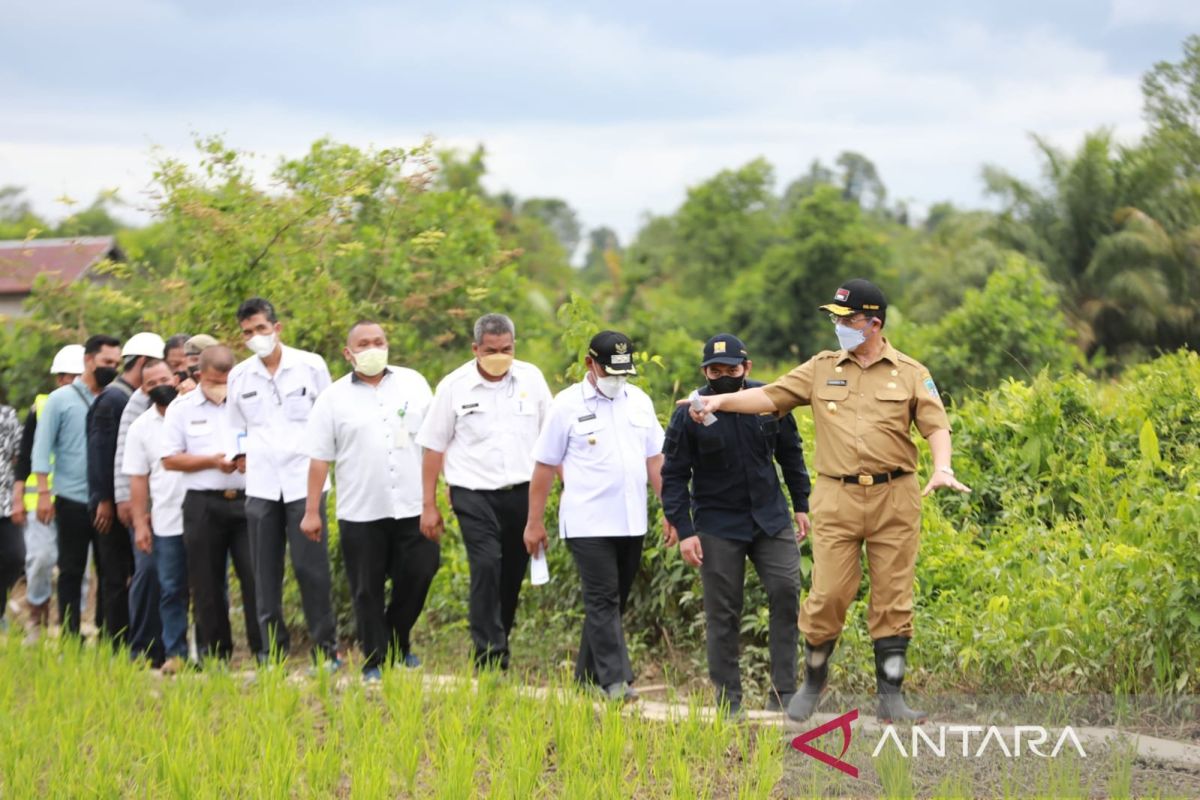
left=984, top=131, right=1199, bottom=362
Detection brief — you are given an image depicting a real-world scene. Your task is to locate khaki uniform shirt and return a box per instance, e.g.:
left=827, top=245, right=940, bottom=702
left=761, top=338, right=950, bottom=477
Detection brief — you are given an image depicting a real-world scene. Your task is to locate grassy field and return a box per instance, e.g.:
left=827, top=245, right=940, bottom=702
left=2, top=634, right=1199, bottom=798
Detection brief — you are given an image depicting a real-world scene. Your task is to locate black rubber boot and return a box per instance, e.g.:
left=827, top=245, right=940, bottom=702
left=786, top=638, right=836, bottom=722
left=874, top=636, right=927, bottom=724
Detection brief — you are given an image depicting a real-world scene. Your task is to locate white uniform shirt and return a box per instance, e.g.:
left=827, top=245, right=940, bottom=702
left=415, top=358, right=552, bottom=491
left=122, top=406, right=186, bottom=536
left=532, top=379, right=665, bottom=538
left=304, top=367, right=432, bottom=523
left=161, top=389, right=245, bottom=492
left=227, top=345, right=332, bottom=502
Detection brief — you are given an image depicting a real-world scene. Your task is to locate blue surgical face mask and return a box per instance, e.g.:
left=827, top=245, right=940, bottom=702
left=835, top=320, right=874, bottom=352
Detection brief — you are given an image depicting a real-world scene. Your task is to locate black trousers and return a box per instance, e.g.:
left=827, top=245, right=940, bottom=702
left=698, top=529, right=800, bottom=705
left=566, top=535, right=644, bottom=687
left=245, top=496, right=337, bottom=661
left=182, top=490, right=262, bottom=661
left=94, top=515, right=134, bottom=646
left=0, top=517, right=24, bottom=620
left=449, top=484, right=530, bottom=667
left=339, top=516, right=440, bottom=670
left=55, top=496, right=102, bottom=636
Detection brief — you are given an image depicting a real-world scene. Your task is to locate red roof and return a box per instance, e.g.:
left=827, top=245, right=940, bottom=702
left=0, top=236, right=121, bottom=295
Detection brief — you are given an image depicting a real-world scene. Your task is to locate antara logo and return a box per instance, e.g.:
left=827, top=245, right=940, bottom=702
left=790, top=710, right=1088, bottom=778
left=790, top=709, right=859, bottom=778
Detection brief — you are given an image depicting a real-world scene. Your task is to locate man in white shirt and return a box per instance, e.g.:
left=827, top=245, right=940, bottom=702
left=162, top=345, right=262, bottom=662
left=123, top=360, right=190, bottom=674
left=227, top=297, right=337, bottom=666
left=302, top=321, right=438, bottom=682
left=415, top=313, right=552, bottom=670
left=525, top=331, right=674, bottom=701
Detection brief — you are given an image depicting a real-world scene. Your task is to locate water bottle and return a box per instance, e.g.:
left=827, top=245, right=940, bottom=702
left=690, top=390, right=717, bottom=427
left=530, top=546, right=550, bottom=586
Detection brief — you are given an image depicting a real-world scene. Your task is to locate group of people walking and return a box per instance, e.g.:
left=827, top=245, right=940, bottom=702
left=0, top=278, right=969, bottom=722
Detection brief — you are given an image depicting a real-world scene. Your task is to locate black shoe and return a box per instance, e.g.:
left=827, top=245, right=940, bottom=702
left=874, top=636, right=927, bottom=724
left=787, top=638, right=837, bottom=722
left=765, top=690, right=796, bottom=713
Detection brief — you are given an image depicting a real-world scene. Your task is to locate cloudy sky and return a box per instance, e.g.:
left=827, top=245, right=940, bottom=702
left=3, top=1, right=1197, bottom=246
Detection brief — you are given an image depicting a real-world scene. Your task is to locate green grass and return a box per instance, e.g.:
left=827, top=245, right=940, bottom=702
left=2, top=634, right=1196, bottom=798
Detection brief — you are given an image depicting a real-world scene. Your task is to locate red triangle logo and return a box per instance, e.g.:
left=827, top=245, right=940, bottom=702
left=790, top=708, right=859, bottom=778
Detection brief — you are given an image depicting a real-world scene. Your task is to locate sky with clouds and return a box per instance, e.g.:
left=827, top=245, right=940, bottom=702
left=3, top=1, right=1198, bottom=247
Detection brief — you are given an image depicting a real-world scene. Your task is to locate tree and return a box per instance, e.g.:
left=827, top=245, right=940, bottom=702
left=1142, top=34, right=1200, bottom=177
left=984, top=130, right=1197, bottom=360
left=518, top=198, right=582, bottom=257
left=898, top=255, right=1081, bottom=394
left=579, top=226, right=621, bottom=286
left=669, top=158, right=778, bottom=289
left=727, top=185, right=886, bottom=362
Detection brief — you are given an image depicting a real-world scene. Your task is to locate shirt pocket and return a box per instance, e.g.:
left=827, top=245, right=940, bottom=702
left=815, top=384, right=850, bottom=402
left=237, top=391, right=266, bottom=423
left=570, top=418, right=610, bottom=460
left=284, top=392, right=313, bottom=422
left=873, top=387, right=911, bottom=425
left=756, top=414, right=781, bottom=456
left=184, top=419, right=215, bottom=450
left=454, top=405, right=489, bottom=444
left=696, top=428, right=728, bottom=470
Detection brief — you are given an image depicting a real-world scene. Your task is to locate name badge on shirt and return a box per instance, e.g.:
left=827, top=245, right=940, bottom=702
left=461, top=402, right=479, bottom=410
left=241, top=391, right=258, bottom=399
left=577, top=413, right=597, bottom=422
left=392, top=420, right=412, bottom=448
left=826, top=379, right=848, bottom=386
left=187, top=419, right=213, bottom=436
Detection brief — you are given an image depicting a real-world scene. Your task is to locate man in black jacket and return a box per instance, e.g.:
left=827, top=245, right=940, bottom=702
left=86, top=332, right=164, bottom=654
left=662, top=333, right=811, bottom=717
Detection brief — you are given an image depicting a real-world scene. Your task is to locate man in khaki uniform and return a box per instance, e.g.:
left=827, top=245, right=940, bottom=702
left=686, top=278, right=971, bottom=723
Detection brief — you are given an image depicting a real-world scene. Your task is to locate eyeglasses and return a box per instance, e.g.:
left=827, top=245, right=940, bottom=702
left=829, top=313, right=870, bottom=326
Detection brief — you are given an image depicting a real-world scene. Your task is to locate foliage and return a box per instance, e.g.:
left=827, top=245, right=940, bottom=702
left=896, top=254, right=1082, bottom=396
left=729, top=185, right=887, bottom=362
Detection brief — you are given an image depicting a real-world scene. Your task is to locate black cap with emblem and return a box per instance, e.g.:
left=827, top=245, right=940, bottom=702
left=700, top=333, right=749, bottom=367
left=588, top=330, right=638, bottom=375
left=819, top=278, right=887, bottom=317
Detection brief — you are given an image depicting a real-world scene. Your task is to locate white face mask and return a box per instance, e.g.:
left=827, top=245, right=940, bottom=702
left=352, top=347, right=388, bottom=377
left=247, top=332, right=278, bottom=359
left=595, top=374, right=627, bottom=398
left=835, top=321, right=874, bottom=352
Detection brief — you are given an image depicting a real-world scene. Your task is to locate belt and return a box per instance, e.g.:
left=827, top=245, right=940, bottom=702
left=192, top=488, right=246, bottom=500
left=837, top=469, right=909, bottom=486
left=455, top=483, right=530, bottom=493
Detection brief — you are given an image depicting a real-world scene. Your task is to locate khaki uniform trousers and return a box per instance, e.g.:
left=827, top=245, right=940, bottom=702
left=800, top=473, right=921, bottom=645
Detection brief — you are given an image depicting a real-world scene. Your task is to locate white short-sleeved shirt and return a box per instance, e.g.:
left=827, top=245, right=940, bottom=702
left=304, top=367, right=432, bottom=523
left=161, top=388, right=245, bottom=492
left=415, top=358, right=552, bottom=491
left=122, top=406, right=186, bottom=536
left=532, top=379, right=665, bottom=538
left=226, top=345, right=332, bottom=502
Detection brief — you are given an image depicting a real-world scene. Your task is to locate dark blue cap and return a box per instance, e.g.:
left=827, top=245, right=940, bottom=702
left=701, top=333, right=749, bottom=367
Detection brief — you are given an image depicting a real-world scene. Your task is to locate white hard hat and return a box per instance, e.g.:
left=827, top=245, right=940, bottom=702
left=49, top=344, right=85, bottom=375
left=122, top=332, right=165, bottom=359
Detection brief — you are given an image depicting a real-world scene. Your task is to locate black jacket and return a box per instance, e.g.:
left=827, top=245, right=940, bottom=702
left=662, top=379, right=811, bottom=541
left=86, top=378, right=133, bottom=509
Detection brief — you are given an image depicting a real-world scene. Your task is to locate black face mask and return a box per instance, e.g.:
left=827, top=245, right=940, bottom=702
left=148, top=385, right=178, bottom=408
left=707, top=375, right=745, bottom=395
left=93, top=366, right=118, bottom=388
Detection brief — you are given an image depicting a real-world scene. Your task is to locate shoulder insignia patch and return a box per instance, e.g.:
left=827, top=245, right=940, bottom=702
left=923, top=377, right=940, bottom=400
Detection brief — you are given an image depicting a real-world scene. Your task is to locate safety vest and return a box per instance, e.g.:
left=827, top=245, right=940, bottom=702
left=23, top=394, right=51, bottom=513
